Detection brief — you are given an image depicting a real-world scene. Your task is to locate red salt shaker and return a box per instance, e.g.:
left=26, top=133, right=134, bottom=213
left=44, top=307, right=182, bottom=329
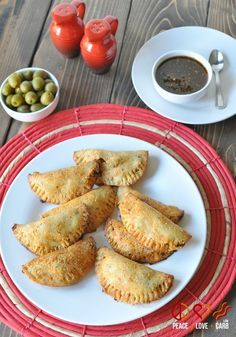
left=50, top=0, right=85, bottom=58
left=80, top=16, right=118, bottom=73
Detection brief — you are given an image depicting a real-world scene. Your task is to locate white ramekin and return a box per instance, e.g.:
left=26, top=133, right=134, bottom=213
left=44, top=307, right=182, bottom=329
left=152, top=50, right=212, bottom=104
left=0, top=67, right=59, bottom=122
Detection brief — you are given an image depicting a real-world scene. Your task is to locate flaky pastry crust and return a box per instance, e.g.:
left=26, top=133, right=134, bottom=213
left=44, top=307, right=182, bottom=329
left=105, top=219, right=170, bottom=263
left=119, top=194, right=191, bottom=253
left=13, top=204, right=88, bottom=255
left=28, top=161, right=99, bottom=204
left=117, top=186, right=184, bottom=223
left=95, top=247, right=173, bottom=304
left=42, top=186, right=116, bottom=232
left=73, top=149, right=148, bottom=186
left=22, top=237, right=96, bottom=286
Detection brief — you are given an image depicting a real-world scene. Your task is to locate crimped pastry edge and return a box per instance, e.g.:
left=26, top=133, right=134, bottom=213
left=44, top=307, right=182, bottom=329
left=22, top=237, right=97, bottom=287
left=95, top=247, right=174, bottom=304
left=73, top=150, right=148, bottom=186
left=12, top=205, right=89, bottom=256
left=28, top=161, right=99, bottom=204
left=104, top=219, right=171, bottom=263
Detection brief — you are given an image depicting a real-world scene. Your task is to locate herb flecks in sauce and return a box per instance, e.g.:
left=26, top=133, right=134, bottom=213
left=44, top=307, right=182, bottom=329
left=155, top=56, right=208, bottom=95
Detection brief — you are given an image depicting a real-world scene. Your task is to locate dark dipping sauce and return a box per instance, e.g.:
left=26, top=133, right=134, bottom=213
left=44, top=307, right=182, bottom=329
left=155, top=56, right=208, bottom=95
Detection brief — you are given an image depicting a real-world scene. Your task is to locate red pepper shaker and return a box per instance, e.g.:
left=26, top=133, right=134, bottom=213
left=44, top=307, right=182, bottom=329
left=50, top=1, right=85, bottom=58
left=80, top=16, right=118, bottom=74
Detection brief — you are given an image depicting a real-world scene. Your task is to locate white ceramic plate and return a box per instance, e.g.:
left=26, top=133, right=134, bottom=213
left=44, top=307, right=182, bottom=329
left=132, top=26, right=236, bottom=124
left=0, top=134, right=206, bottom=325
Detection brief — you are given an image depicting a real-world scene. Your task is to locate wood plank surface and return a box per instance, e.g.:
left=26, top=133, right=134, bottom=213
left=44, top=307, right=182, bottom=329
left=0, top=0, right=235, bottom=336
left=0, top=323, right=21, bottom=337
left=0, top=0, right=52, bottom=146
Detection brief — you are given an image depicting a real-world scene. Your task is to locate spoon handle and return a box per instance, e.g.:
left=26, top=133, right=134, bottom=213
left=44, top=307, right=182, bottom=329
left=214, top=70, right=225, bottom=109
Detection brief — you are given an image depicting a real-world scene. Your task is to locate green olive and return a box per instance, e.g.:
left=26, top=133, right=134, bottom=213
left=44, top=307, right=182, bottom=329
left=5, top=95, right=14, bottom=107
left=30, top=103, right=44, bottom=112
left=33, top=70, right=48, bottom=79
left=1, top=83, right=14, bottom=96
left=18, top=72, right=24, bottom=81
left=8, top=73, right=22, bottom=88
left=37, top=90, right=44, bottom=98
left=45, top=79, right=53, bottom=84
left=17, top=104, right=30, bottom=113
left=25, top=91, right=38, bottom=105
left=45, top=82, right=57, bottom=95
left=15, top=87, right=23, bottom=94
left=20, top=81, right=33, bottom=93
left=32, top=77, right=45, bottom=91
left=23, top=70, right=33, bottom=81
left=11, top=94, right=24, bottom=107
left=40, top=91, right=54, bottom=106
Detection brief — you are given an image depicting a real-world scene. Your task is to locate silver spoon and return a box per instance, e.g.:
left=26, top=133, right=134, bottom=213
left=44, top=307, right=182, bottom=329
left=209, top=50, right=225, bottom=109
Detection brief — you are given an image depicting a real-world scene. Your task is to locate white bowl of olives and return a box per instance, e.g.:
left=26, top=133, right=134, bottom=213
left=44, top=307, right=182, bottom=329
left=0, top=67, right=59, bottom=122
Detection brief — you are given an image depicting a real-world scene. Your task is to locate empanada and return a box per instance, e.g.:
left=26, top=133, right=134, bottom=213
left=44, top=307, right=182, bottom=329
left=119, top=194, right=191, bottom=252
left=117, top=187, right=184, bottom=223
left=105, top=219, right=170, bottom=263
left=13, top=204, right=88, bottom=255
left=42, top=186, right=116, bottom=232
left=96, top=247, right=173, bottom=304
left=22, top=237, right=96, bottom=286
left=73, top=150, right=148, bottom=186
left=28, top=161, right=99, bottom=204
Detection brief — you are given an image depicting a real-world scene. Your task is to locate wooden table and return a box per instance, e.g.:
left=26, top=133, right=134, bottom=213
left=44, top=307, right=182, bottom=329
left=0, top=0, right=235, bottom=336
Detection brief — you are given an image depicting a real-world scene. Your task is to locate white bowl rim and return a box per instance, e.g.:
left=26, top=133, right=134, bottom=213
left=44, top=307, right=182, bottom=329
left=0, top=67, right=59, bottom=117
left=152, top=50, right=213, bottom=98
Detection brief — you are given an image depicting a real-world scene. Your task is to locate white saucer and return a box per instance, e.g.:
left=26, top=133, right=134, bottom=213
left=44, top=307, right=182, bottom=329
left=132, top=26, right=236, bottom=124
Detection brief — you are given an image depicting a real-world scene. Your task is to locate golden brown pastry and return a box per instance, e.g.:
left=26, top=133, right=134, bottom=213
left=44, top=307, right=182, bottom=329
left=119, top=194, right=191, bottom=253
left=22, top=237, right=96, bottom=287
left=42, top=186, right=116, bottom=232
left=105, top=219, right=170, bottom=263
left=96, top=247, right=173, bottom=304
left=117, top=186, right=184, bottom=223
left=73, top=149, right=148, bottom=186
left=12, top=204, right=88, bottom=255
left=28, top=161, right=99, bottom=204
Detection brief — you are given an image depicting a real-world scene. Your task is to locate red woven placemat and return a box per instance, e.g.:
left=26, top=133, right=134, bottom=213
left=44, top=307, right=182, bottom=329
left=0, top=104, right=235, bottom=337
